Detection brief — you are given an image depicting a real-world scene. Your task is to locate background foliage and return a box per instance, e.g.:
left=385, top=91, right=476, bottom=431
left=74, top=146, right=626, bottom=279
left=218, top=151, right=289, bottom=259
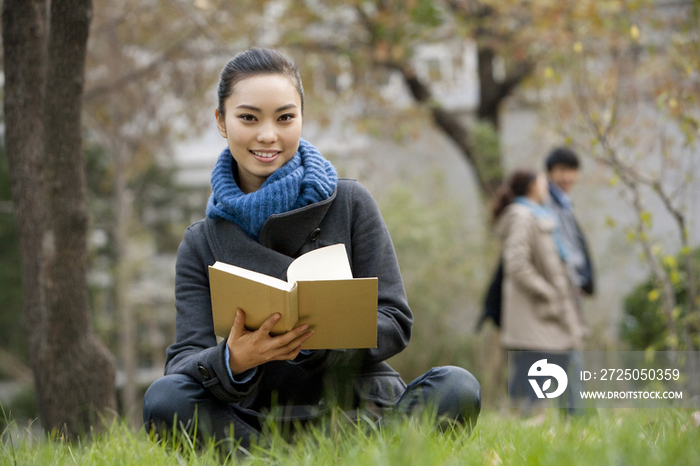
left=621, top=248, right=700, bottom=351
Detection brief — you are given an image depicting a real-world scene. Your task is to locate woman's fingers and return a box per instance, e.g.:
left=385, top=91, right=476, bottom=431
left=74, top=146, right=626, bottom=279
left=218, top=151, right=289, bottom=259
left=273, top=342, right=306, bottom=362
left=278, top=330, right=314, bottom=355
left=274, top=322, right=310, bottom=345
left=278, top=345, right=304, bottom=361
left=263, top=328, right=313, bottom=362
left=258, top=312, right=282, bottom=334
left=228, top=312, right=315, bottom=372
left=229, top=309, right=247, bottom=339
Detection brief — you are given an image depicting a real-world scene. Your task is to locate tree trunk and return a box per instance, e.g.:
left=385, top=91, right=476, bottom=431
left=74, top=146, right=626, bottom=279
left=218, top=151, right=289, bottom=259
left=397, top=63, right=503, bottom=198
left=41, top=0, right=117, bottom=436
left=3, top=0, right=117, bottom=437
left=477, top=48, right=501, bottom=130
left=393, top=44, right=535, bottom=199
left=2, top=0, right=51, bottom=420
left=115, top=141, right=138, bottom=427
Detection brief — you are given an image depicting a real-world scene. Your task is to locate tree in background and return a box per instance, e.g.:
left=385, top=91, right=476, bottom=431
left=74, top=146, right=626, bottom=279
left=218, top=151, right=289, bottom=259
left=2, top=0, right=266, bottom=423
left=3, top=0, right=116, bottom=436
left=82, top=0, right=225, bottom=425
left=274, top=0, right=583, bottom=198
left=543, top=0, right=700, bottom=349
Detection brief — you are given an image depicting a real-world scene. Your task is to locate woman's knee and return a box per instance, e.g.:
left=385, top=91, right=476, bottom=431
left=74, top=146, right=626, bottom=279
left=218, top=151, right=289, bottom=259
left=444, top=366, right=481, bottom=411
left=427, top=366, right=482, bottom=425
left=398, top=365, right=481, bottom=425
left=143, top=374, right=202, bottom=429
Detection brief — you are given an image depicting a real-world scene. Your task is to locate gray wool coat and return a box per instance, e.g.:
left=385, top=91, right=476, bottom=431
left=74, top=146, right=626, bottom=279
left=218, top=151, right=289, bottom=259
left=164, top=179, right=413, bottom=412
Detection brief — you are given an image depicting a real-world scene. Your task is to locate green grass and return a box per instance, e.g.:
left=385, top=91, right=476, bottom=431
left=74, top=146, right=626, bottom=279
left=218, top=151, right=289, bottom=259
left=2, top=409, right=700, bottom=465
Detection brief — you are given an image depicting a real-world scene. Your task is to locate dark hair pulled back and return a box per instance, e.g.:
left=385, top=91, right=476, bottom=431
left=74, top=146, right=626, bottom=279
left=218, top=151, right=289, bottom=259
left=217, top=47, right=304, bottom=116
left=491, top=168, right=538, bottom=223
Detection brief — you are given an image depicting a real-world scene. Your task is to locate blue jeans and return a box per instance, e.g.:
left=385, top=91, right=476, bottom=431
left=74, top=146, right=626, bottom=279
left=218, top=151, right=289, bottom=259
left=143, top=366, right=480, bottom=447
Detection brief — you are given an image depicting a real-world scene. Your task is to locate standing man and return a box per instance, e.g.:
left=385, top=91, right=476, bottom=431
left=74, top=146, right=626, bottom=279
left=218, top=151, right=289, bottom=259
left=545, top=147, right=595, bottom=299
left=546, top=147, right=595, bottom=414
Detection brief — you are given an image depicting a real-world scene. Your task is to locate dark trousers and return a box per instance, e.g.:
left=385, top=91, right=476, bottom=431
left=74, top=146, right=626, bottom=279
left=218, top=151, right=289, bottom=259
left=143, top=366, right=480, bottom=447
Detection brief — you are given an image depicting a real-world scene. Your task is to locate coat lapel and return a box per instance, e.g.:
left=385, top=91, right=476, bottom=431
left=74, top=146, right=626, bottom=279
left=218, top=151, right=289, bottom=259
left=258, top=189, right=337, bottom=258
left=204, top=217, right=293, bottom=280
left=203, top=188, right=338, bottom=281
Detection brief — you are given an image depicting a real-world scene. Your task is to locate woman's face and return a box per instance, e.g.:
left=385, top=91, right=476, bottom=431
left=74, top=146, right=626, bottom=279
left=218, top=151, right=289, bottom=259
left=528, top=173, right=550, bottom=204
left=215, top=74, right=303, bottom=193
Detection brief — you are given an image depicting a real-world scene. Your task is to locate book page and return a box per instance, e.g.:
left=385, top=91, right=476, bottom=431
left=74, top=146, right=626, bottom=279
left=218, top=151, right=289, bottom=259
left=210, top=261, right=293, bottom=291
left=287, top=244, right=353, bottom=284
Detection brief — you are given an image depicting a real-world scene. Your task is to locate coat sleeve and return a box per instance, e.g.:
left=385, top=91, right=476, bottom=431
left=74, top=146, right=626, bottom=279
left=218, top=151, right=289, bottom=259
left=502, top=210, right=558, bottom=304
left=164, top=222, right=264, bottom=403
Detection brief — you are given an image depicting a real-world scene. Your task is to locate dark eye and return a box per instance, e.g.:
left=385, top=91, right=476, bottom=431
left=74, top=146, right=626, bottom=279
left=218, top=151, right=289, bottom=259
left=278, top=114, right=295, bottom=122
left=239, top=114, right=256, bottom=122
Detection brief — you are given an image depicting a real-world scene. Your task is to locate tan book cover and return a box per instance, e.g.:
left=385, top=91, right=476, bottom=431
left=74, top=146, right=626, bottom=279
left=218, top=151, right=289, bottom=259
left=208, top=244, right=378, bottom=349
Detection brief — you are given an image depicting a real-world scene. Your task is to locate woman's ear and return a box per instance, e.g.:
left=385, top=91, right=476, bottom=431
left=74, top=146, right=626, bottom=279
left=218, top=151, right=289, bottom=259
left=215, top=108, right=227, bottom=138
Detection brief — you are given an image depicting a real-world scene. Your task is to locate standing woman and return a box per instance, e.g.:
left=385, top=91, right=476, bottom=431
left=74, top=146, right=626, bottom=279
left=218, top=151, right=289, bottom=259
left=492, top=169, right=583, bottom=407
left=143, top=48, right=480, bottom=447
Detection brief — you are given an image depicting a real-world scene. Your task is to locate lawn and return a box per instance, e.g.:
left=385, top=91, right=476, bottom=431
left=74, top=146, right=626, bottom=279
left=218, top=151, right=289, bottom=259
left=2, top=408, right=699, bottom=465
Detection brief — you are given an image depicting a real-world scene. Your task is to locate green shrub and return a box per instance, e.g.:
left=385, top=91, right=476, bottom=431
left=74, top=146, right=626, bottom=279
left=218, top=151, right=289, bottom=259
left=620, top=248, right=700, bottom=350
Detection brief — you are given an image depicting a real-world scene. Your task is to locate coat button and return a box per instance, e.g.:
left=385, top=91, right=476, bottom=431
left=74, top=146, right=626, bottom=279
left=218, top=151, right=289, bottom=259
left=309, top=228, right=321, bottom=242
left=197, top=364, right=210, bottom=380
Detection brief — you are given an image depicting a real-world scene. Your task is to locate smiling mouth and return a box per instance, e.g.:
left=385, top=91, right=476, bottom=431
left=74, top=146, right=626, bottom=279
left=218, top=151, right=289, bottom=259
left=250, top=150, right=280, bottom=159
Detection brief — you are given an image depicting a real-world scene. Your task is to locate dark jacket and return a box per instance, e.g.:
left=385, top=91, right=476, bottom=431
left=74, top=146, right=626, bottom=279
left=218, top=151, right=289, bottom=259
left=547, top=183, right=595, bottom=295
left=164, top=179, right=412, bottom=412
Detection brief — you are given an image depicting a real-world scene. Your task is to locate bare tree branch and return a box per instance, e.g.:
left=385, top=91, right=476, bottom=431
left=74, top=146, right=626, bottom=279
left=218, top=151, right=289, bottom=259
left=84, top=29, right=199, bottom=101
left=571, top=59, right=687, bottom=347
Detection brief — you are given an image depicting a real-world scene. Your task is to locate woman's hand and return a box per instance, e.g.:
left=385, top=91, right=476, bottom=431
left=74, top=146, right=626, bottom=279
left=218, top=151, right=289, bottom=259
left=227, top=309, right=313, bottom=375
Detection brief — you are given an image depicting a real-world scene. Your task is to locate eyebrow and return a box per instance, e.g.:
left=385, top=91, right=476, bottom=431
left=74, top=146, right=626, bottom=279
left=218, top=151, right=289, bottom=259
left=235, top=103, right=298, bottom=112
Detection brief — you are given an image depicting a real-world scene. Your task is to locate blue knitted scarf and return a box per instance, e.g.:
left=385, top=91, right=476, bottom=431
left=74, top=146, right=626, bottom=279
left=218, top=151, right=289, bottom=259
left=206, top=138, right=338, bottom=240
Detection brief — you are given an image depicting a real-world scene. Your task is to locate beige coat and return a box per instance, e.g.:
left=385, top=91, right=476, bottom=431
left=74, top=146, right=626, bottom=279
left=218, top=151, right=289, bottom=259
left=495, top=203, right=583, bottom=351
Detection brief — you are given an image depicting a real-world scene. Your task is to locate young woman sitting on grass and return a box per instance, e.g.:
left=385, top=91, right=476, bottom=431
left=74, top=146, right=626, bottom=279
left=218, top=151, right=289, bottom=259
left=142, top=47, right=481, bottom=448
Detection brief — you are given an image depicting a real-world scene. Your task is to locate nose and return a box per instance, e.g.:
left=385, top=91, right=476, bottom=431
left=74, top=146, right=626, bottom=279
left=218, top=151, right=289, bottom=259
left=256, top=120, right=278, bottom=144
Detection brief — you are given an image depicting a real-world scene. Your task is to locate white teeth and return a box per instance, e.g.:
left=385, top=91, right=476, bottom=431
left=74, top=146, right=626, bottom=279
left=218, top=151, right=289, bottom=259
left=252, top=150, right=278, bottom=158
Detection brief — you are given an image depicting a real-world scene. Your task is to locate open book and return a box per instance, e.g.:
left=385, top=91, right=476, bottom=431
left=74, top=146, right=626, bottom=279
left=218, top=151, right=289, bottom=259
left=208, top=244, right=378, bottom=349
